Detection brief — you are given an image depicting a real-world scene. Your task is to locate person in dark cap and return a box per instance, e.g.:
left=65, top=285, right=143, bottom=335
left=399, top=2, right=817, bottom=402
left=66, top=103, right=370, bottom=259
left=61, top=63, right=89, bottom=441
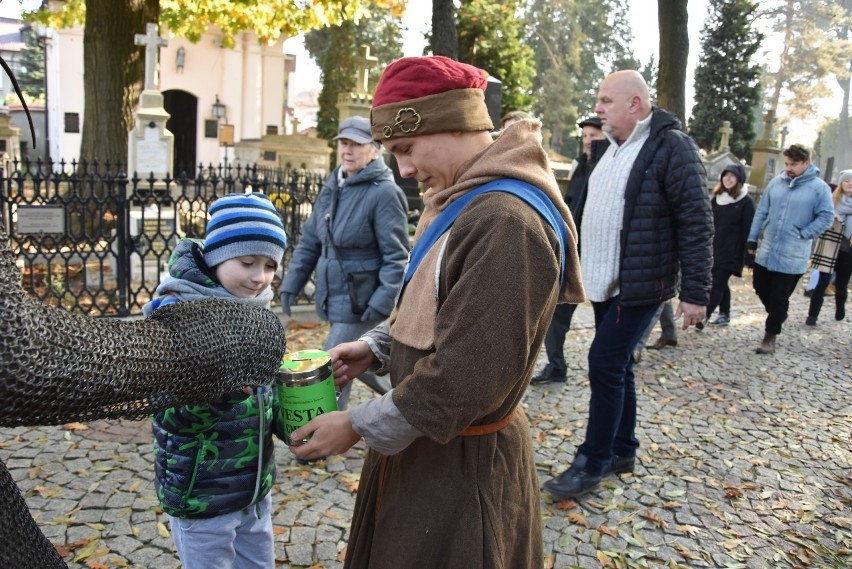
left=702, top=164, right=755, bottom=327
left=532, top=114, right=605, bottom=384
left=287, top=55, right=585, bottom=568
left=279, top=115, right=409, bottom=410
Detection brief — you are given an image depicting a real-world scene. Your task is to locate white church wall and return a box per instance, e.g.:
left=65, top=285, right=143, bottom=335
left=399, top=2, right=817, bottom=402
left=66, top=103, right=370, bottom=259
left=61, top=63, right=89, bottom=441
left=47, top=21, right=289, bottom=168
left=51, top=25, right=83, bottom=166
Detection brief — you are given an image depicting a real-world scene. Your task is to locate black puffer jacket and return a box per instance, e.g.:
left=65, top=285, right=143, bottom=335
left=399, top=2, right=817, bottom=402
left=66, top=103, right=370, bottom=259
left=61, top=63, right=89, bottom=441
left=591, top=108, right=713, bottom=307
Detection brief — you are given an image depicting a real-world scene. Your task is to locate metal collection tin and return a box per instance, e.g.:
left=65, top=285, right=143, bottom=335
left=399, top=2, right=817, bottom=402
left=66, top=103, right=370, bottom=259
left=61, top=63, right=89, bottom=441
left=277, top=350, right=338, bottom=445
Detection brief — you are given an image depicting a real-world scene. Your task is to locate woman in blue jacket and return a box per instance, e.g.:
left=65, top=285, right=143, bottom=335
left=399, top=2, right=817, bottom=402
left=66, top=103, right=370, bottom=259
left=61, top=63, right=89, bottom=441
left=280, top=116, right=409, bottom=409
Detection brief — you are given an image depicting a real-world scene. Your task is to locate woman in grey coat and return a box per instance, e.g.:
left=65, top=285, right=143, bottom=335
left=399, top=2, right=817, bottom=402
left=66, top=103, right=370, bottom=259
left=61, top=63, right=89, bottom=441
left=280, top=116, right=409, bottom=409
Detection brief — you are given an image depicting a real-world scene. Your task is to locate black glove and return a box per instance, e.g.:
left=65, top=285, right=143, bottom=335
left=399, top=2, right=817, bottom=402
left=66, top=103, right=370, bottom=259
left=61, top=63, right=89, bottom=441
left=279, top=292, right=297, bottom=317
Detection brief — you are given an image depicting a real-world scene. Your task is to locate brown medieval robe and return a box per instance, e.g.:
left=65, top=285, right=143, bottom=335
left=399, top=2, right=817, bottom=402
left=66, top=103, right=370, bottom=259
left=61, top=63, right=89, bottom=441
left=344, top=121, right=585, bottom=569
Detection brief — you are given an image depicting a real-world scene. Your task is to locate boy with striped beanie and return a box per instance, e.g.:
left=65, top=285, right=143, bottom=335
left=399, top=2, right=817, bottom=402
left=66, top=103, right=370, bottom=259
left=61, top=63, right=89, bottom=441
left=143, top=192, right=287, bottom=314
left=142, top=191, right=290, bottom=569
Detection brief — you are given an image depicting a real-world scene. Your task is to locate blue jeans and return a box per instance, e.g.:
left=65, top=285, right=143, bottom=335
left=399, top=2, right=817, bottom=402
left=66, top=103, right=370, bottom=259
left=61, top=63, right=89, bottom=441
left=170, top=493, right=274, bottom=569
left=578, top=297, right=661, bottom=474
left=325, top=321, right=392, bottom=409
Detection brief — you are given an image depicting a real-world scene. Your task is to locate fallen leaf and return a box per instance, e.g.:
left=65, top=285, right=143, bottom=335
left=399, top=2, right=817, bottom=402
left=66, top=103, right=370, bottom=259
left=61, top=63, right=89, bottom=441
left=33, top=486, right=62, bottom=498
left=568, top=512, right=588, bottom=527
left=555, top=499, right=578, bottom=510
left=157, top=522, right=170, bottom=538
left=544, top=554, right=555, bottom=569
left=676, top=524, right=702, bottom=537
left=63, top=422, right=89, bottom=431
left=128, top=480, right=140, bottom=493
left=72, top=538, right=101, bottom=563
left=535, top=431, right=547, bottom=443
left=598, top=525, right=617, bottom=538
left=640, top=511, right=669, bottom=529
left=273, top=527, right=289, bottom=535
left=827, top=517, right=852, bottom=529
left=86, top=562, right=109, bottom=569
left=662, top=501, right=682, bottom=509
left=596, top=550, right=612, bottom=567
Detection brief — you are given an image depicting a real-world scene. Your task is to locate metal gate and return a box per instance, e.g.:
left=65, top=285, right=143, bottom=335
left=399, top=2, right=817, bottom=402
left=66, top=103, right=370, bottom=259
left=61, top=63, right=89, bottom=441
left=0, top=159, right=324, bottom=316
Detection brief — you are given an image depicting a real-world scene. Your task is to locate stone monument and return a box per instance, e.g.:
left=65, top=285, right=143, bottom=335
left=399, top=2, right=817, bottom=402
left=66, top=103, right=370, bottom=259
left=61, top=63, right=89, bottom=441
left=233, top=52, right=331, bottom=172
left=0, top=106, right=22, bottom=168
left=124, top=23, right=179, bottom=283
left=337, top=45, right=377, bottom=121
left=127, top=23, right=174, bottom=182
left=748, top=110, right=781, bottom=192
left=703, top=120, right=751, bottom=193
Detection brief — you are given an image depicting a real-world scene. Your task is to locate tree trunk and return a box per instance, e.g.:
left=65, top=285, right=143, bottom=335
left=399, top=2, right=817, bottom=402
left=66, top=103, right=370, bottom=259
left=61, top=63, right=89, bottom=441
left=656, top=0, right=689, bottom=124
left=768, top=0, right=794, bottom=117
left=431, top=0, right=458, bottom=59
left=836, top=66, right=851, bottom=174
left=80, top=0, right=159, bottom=167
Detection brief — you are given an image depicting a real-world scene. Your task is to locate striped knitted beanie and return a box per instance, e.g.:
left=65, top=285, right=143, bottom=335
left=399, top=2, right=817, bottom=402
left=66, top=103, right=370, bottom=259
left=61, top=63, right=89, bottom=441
left=203, top=192, right=287, bottom=268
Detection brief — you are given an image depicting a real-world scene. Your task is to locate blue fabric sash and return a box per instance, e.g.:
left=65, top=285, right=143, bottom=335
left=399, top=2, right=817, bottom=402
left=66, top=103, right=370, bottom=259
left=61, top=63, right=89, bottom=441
left=404, top=178, right=568, bottom=285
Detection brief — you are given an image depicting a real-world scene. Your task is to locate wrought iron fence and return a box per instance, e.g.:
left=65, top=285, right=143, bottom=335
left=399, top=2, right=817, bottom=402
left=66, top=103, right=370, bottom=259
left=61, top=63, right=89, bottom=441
left=0, top=158, right=324, bottom=316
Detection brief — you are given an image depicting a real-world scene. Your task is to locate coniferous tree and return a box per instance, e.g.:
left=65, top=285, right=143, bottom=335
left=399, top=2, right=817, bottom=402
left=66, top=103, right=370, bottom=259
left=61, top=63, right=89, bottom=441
left=526, top=0, right=639, bottom=157
left=17, top=27, right=45, bottom=101
left=688, top=0, right=763, bottom=161
left=304, top=8, right=403, bottom=144
left=457, top=0, right=536, bottom=114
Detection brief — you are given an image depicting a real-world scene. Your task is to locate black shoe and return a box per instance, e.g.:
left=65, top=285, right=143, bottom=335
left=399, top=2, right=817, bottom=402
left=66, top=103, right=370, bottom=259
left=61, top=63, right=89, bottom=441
left=544, top=466, right=601, bottom=500
left=837, top=306, right=846, bottom=321
left=606, top=454, right=636, bottom=474
left=530, top=370, right=567, bottom=385
left=804, top=289, right=814, bottom=298
left=805, top=316, right=817, bottom=326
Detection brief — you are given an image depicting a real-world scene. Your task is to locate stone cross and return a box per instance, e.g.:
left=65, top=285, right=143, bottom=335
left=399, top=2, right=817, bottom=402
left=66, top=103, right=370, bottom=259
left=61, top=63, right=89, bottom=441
left=292, top=116, right=301, bottom=135
left=135, top=23, right=168, bottom=91
left=355, top=45, right=378, bottom=95
left=718, top=121, right=733, bottom=152
left=762, top=109, right=776, bottom=143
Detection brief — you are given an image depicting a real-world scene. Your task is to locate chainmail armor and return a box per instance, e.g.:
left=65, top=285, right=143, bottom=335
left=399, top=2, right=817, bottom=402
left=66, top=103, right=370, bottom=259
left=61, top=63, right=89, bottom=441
left=0, top=219, right=286, bottom=568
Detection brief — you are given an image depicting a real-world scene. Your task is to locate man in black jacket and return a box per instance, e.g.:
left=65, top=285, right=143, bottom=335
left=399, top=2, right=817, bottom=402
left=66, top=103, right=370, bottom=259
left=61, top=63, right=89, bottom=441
left=544, top=70, right=712, bottom=499
left=531, top=115, right=604, bottom=384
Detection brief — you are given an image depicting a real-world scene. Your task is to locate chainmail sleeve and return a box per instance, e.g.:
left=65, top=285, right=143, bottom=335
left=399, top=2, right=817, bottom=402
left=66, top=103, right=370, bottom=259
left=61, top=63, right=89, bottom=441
left=0, top=219, right=286, bottom=568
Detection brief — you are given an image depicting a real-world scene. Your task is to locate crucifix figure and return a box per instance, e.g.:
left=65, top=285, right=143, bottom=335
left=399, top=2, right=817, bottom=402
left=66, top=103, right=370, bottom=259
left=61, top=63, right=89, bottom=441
left=135, top=23, right=169, bottom=91
left=717, top=120, right=733, bottom=153
left=355, top=45, right=378, bottom=95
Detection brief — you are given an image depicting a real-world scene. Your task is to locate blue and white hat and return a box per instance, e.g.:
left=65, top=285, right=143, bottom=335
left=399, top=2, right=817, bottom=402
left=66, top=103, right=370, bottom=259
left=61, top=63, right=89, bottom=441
left=203, top=192, right=287, bottom=268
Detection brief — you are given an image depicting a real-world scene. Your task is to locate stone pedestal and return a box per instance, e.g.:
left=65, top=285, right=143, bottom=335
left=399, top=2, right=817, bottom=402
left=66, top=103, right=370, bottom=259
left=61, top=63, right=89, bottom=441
left=234, top=134, right=331, bottom=173
left=123, top=204, right=182, bottom=283
left=748, top=140, right=781, bottom=195
left=0, top=107, right=22, bottom=165
left=128, top=90, right=174, bottom=181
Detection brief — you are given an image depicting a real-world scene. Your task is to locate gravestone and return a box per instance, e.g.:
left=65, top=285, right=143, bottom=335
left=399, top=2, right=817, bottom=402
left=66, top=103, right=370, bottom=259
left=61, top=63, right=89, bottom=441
left=748, top=110, right=781, bottom=193
left=0, top=107, right=21, bottom=165
left=127, top=23, right=174, bottom=186
left=702, top=120, right=753, bottom=196
left=125, top=204, right=181, bottom=283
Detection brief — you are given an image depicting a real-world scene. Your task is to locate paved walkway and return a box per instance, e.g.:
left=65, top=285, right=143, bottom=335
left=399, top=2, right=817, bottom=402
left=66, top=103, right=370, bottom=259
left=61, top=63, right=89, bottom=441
left=2, top=280, right=850, bottom=568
